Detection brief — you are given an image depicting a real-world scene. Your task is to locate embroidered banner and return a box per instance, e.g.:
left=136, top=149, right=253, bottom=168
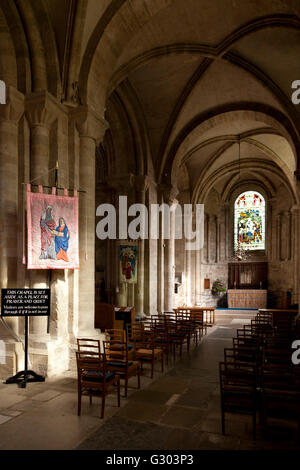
left=27, top=187, right=79, bottom=269
left=120, top=244, right=138, bottom=283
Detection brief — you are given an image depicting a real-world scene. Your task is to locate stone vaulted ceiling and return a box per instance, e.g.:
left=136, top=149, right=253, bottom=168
left=1, top=0, right=299, bottom=203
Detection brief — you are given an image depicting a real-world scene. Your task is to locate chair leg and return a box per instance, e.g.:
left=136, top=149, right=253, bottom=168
left=253, top=411, right=257, bottom=441
left=117, top=378, right=120, bottom=407
left=101, top=394, right=105, bottom=419
left=77, top=387, right=81, bottom=416
left=151, top=360, right=154, bottom=378
left=161, top=356, right=164, bottom=372
left=220, top=399, right=225, bottom=435
left=124, top=377, right=128, bottom=397
left=137, top=370, right=141, bottom=389
left=221, top=412, right=225, bottom=435
left=89, top=396, right=92, bottom=405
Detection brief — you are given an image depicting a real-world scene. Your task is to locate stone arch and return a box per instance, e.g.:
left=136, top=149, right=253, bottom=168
left=165, top=107, right=299, bottom=190
left=194, top=159, right=298, bottom=206
left=0, top=6, right=18, bottom=88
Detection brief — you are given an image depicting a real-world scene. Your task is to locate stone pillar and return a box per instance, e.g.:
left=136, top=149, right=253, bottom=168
left=108, top=174, right=135, bottom=308
left=267, top=197, right=276, bottom=261
left=25, top=92, right=58, bottom=335
left=185, top=238, right=192, bottom=306
left=72, top=106, right=108, bottom=335
left=156, top=189, right=164, bottom=314
left=0, top=87, right=24, bottom=330
left=135, top=176, right=149, bottom=318
left=163, top=198, right=178, bottom=312
left=224, top=202, right=230, bottom=260
left=208, top=215, right=216, bottom=263
left=295, top=175, right=300, bottom=314
left=291, top=205, right=299, bottom=305
left=275, top=213, right=281, bottom=261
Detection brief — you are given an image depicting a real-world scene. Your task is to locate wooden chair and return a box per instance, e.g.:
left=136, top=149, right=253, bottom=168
left=219, top=360, right=258, bottom=439
left=105, top=328, right=135, bottom=359
left=167, top=315, right=191, bottom=359
left=151, top=322, right=171, bottom=365
left=132, top=329, right=164, bottom=378
left=103, top=340, right=141, bottom=397
left=77, top=338, right=101, bottom=355
left=260, top=364, right=300, bottom=441
left=272, top=311, right=296, bottom=335
left=263, top=348, right=293, bottom=367
left=224, top=346, right=261, bottom=371
left=105, top=328, right=125, bottom=341
left=76, top=350, right=120, bottom=418
left=183, top=311, right=205, bottom=344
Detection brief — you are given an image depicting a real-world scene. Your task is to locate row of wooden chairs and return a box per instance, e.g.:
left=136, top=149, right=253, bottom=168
left=76, top=337, right=142, bottom=418
left=220, top=310, right=300, bottom=441
left=136, top=310, right=209, bottom=361
left=76, top=309, right=211, bottom=419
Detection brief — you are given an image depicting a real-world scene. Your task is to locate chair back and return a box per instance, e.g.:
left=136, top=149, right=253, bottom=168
left=76, top=350, right=111, bottom=388
left=103, top=339, right=129, bottom=364
left=77, top=338, right=101, bottom=356
left=105, top=329, right=126, bottom=343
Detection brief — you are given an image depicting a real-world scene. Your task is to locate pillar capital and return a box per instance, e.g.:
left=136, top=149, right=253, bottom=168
left=109, top=174, right=136, bottom=194
left=291, top=204, right=300, bottom=215
left=25, top=91, right=64, bottom=128
left=0, top=86, right=24, bottom=123
left=268, top=196, right=277, bottom=207
left=134, top=175, right=151, bottom=194
left=158, top=183, right=179, bottom=204
left=70, top=105, right=109, bottom=143
left=294, top=169, right=300, bottom=181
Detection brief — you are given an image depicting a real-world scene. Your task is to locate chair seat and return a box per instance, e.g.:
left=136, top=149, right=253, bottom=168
left=136, top=348, right=162, bottom=355
left=82, top=371, right=115, bottom=382
left=107, top=361, right=134, bottom=367
left=109, top=342, right=134, bottom=351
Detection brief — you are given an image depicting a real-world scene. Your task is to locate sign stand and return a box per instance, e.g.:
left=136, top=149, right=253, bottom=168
left=5, top=315, right=45, bottom=388
left=1, top=288, right=50, bottom=389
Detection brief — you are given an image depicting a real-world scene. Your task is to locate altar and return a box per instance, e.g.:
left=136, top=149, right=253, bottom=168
left=227, top=289, right=267, bottom=309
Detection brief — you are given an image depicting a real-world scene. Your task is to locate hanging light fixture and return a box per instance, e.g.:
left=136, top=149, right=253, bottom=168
left=232, top=136, right=249, bottom=262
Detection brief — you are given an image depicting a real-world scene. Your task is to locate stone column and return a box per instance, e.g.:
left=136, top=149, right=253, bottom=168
left=156, top=189, right=165, bottom=314
left=165, top=199, right=178, bottom=311
left=267, top=197, right=276, bottom=261
left=158, top=185, right=178, bottom=312
left=72, top=106, right=108, bottom=335
left=135, top=176, right=149, bottom=318
left=0, top=87, right=24, bottom=331
left=275, top=213, right=281, bottom=261
left=108, top=174, right=135, bottom=308
left=185, top=238, right=192, bottom=306
left=160, top=184, right=178, bottom=312
left=291, top=205, right=299, bottom=305
left=25, top=92, right=58, bottom=335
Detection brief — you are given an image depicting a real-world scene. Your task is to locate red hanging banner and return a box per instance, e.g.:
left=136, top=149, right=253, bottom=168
left=26, top=188, right=79, bottom=270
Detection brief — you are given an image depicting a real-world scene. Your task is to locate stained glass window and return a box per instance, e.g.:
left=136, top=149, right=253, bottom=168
left=234, top=191, right=265, bottom=251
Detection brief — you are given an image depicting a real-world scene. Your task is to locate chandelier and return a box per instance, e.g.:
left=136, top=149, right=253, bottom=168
left=232, top=243, right=249, bottom=261
left=230, top=136, right=249, bottom=262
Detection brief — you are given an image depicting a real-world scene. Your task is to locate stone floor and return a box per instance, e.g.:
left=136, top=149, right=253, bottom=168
left=0, top=311, right=299, bottom=450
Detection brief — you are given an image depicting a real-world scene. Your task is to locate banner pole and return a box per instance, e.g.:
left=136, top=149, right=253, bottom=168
left=47, top=161, right=59, bottom=334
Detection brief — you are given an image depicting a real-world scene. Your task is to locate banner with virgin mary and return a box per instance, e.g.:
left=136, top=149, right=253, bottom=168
left=120, top=244, right=138, bottom=283
left=26, top=185, right=79, bottom=269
